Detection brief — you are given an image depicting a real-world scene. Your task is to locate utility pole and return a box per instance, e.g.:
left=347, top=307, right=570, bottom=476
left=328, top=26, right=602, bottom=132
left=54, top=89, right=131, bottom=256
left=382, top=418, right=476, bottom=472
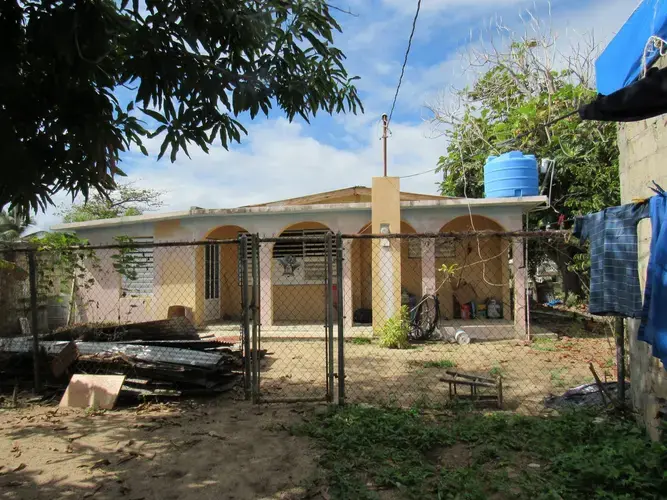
left=381, top=113, right=388, bottom=176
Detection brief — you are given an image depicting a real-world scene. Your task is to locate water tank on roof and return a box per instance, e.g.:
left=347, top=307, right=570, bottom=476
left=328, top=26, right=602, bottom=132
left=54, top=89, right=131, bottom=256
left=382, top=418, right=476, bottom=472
left=484, top=151, right=539, bottom=198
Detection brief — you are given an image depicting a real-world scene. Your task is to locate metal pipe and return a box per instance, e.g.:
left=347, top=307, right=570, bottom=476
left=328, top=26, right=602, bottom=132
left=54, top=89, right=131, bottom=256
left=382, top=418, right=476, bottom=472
left=240, top=234, right=251, bottom=400
left=326, top=233, right=335, bottom=403
left=336, top=233, right=345, bottom=405
left=28, top=251, right=41, bottom=392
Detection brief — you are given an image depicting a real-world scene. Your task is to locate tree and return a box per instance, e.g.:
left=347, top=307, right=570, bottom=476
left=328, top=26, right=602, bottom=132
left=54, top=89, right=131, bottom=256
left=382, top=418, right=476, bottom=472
left=59, top=182, right=164, bottom=223
left=0, top=209, right=34, bottom=241
left=1, top=0, right=363, bottom=217
left=430, top=23, right=620, bottom=298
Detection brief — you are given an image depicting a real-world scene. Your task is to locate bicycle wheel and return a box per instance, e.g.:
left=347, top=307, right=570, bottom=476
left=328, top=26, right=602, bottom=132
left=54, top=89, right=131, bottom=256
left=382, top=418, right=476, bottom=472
left=415, top=295, right=439, bottom=340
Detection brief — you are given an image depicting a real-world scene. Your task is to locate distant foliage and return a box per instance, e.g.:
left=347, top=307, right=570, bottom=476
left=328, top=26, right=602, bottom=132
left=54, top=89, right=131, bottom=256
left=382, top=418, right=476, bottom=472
left=59, top=182, right=164, bottom=223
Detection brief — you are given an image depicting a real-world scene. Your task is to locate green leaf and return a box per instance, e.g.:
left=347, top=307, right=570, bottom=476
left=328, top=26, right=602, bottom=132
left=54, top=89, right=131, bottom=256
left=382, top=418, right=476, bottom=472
left=142, top=109, right=168, bottom=125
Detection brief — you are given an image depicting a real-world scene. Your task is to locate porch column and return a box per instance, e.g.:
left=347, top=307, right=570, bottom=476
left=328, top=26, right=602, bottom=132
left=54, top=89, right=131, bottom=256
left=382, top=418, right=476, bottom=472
left=421, top=238, right=436, bottom=295
left=259, top=242, right=273, bottom=328
left=342, top=239, right=353, bottom=330
left=512, top=238, right=528, bottom=339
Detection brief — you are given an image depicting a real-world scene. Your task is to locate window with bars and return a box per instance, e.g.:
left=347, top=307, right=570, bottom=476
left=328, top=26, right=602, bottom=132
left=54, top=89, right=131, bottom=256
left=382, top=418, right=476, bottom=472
left=205, top=243, right=220, bottom=300
left=272, top=229, right=334, bottom=284
left=120, top=237, right=154, bottom=296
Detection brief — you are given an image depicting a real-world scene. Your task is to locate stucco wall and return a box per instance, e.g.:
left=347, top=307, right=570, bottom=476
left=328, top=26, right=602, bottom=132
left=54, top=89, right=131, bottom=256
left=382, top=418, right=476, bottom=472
left=67, top=201, right=527, bottom=328
left=618, top=112, right=667, bottom=440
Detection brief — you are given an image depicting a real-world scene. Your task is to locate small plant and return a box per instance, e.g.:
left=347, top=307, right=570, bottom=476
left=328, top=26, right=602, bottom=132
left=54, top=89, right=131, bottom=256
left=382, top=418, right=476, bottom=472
left=565, top=293, right=581, bottom=308
left=423, top=359, right=456, bottom=369
left=603, top=357, right=615, bottom=369
left=350, top=337, right=372, bottom=345
left=378, top=306, right=410, bottom=349
left=489, top=364, right=505, bottom=378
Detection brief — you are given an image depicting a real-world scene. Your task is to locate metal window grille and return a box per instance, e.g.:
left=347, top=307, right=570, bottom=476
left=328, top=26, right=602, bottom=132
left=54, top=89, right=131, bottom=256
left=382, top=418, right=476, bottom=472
left=121, top=237, right=154, bottom=295
left=205, top=243, right=220, bottom=300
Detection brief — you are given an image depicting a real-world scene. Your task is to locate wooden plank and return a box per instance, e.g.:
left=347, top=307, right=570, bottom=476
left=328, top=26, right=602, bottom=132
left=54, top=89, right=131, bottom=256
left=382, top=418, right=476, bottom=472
left=60, top=374, right=126, bottom=410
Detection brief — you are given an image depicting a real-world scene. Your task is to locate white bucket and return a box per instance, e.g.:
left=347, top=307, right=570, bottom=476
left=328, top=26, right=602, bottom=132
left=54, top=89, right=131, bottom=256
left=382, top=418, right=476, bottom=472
left=455, top=329, right=471, bottom=345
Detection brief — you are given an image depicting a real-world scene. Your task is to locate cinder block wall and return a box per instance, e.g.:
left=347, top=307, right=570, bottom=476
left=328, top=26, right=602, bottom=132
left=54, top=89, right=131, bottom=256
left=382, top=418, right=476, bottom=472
left=617, top=88, right=667, bottom=439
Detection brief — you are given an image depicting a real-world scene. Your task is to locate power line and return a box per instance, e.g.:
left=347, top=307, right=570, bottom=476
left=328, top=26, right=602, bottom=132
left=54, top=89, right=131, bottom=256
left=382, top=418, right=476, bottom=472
left=387, top=0, right=422, bottom=124
left=399, top=166, right=438, bottom=179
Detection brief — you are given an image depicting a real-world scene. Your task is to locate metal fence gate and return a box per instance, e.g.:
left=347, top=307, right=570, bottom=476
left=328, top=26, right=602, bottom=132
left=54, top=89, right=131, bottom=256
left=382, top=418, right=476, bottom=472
left=244, top=233, right=342, bottom=403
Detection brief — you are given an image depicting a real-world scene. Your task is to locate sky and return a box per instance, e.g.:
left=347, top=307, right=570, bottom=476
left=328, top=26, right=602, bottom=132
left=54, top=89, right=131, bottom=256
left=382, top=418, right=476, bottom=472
left=36, top=0, right=639, bottom=230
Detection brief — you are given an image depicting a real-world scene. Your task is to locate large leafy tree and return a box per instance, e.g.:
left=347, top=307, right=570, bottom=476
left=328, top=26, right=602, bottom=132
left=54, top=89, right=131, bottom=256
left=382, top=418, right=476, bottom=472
left=1, top=0, right=363, bottom=217
left=432, top=32, right=620, bottom=297
left=59, top=182, right=164, bottom=222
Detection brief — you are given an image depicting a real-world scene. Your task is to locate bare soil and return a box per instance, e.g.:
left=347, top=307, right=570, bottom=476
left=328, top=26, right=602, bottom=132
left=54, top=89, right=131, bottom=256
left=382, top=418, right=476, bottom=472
left=0, top=397, right=320, bottom=500
left=259, top=334, right=616, bottom=412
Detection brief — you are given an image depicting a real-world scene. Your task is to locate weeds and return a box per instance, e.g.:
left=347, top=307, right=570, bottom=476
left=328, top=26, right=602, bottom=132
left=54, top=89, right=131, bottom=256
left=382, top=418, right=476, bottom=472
left=489, top=364, right=505, bottom=378
left=350, top=337, right=372, bottom=345
left=377, top=306, right=410, bottom=349
left=295, top=405, right=667, bottom=499
left=531, top=337, right=557, bottom=352
left=550, top=368, right=568, bottom=387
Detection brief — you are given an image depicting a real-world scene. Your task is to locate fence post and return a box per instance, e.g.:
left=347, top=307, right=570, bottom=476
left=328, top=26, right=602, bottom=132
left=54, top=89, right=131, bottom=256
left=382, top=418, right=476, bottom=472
left=615, top=317, right=626, bottom=406
left=336, top=233, right=345, bottom=405
left=240, top=234, right=251, bottom=400
left=251, top=234, right=260, bottom=403
left=326, top=233, right=335, bottom=403
left=28, top=250, right=41, bottom=392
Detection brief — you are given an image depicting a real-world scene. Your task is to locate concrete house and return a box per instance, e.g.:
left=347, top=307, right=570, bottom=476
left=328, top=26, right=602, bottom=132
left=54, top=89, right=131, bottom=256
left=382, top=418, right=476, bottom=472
left=53, top=178, right=546, bottom=339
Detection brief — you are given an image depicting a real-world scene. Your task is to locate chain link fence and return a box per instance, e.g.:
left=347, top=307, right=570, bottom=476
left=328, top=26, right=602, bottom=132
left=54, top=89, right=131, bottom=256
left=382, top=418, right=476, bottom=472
left=0, top=232, right=622, bottom=414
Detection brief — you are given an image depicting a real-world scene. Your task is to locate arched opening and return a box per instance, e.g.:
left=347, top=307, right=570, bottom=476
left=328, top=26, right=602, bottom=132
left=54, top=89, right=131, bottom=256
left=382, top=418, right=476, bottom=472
left=351, top=221, right=422, bottom=325
left=436, top=215, right=510, bottom=321
left=197, top=225, right=249, bottom=324
left=273, top=221, right=332, bottom=323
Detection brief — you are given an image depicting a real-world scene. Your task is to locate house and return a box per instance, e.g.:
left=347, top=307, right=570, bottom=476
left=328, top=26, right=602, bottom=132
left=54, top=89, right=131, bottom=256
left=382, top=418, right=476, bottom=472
left=53, top=178, right=546, bottom=339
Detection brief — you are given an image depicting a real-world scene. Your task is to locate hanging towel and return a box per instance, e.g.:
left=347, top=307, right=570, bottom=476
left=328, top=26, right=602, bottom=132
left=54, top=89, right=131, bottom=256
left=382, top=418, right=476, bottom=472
left=638, top=194, right=667, bottom=369
left=573, top=202, right=649, bottom=317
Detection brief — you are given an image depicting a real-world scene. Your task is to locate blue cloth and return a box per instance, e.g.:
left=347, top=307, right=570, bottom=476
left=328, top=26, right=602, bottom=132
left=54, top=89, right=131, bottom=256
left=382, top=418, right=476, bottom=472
left=574, top=203, right=649, bottom=317
left=596, top=0, right=667, bottom=95
left=638, top=194, right=667, bottom=369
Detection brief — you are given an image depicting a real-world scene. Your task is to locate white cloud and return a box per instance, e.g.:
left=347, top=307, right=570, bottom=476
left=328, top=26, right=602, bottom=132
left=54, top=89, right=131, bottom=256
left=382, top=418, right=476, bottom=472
left=35, top=118, right=445, bottom=230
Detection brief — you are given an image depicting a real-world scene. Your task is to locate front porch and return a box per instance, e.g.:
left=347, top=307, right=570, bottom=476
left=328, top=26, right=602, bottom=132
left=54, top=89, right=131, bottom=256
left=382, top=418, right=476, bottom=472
left=199, top=318, right=518, bottom=341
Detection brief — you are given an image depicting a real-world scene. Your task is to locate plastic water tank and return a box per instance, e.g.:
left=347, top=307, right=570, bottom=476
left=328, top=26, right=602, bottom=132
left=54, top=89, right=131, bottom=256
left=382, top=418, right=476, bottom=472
left=484, top=151, right=539, bottom=198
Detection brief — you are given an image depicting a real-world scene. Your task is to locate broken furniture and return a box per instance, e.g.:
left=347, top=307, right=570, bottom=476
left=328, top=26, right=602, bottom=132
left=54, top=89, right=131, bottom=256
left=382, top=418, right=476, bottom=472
left=440, top=370, right=503, bottom=409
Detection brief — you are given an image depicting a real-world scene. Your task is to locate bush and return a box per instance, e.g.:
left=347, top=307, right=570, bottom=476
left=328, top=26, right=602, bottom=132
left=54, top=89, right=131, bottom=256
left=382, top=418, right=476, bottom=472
left=378, top=306, right=410, bottom=349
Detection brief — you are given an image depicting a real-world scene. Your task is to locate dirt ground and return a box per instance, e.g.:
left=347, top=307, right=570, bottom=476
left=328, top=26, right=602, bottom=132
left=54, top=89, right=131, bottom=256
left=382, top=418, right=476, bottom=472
left=0, top=397, right=321, bottom=500
left=260, top=331, right=617, bottom=412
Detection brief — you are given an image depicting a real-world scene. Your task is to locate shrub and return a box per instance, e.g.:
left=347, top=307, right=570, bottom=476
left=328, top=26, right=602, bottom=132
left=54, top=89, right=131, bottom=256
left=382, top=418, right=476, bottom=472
left=378, top=306, right=410, bottom=349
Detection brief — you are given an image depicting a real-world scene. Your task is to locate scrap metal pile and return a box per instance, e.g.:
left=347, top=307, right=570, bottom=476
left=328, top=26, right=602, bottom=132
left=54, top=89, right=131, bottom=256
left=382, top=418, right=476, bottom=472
left=0, top=318, right=246, bottom=399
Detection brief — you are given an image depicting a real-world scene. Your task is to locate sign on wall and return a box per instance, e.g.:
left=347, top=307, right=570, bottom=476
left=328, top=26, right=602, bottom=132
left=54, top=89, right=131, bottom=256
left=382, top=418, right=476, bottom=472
left=408, top=238, right=457, bottom=259
left=272, top=256, right=337, bottom=285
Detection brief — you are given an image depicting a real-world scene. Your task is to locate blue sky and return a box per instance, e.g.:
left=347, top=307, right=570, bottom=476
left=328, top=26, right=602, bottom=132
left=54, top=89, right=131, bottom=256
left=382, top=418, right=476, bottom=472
left=38, top=0, right=638, bottom=229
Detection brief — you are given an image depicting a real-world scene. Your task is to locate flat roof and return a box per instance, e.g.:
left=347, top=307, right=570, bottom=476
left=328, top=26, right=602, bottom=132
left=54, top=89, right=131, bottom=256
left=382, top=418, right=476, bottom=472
left=52, top=196, right=548, bottom=231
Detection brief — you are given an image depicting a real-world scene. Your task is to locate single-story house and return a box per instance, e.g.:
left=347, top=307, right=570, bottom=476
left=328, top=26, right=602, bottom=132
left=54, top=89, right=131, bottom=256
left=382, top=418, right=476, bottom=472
left=53, top=177, right=546, bottom=339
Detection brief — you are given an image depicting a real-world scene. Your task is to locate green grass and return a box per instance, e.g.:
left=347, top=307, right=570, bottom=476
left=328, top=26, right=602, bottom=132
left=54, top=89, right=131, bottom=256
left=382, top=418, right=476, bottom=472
left=294, top=405, right=667, bottom=500
left=531, top=338, right=557, bottom=352
left=550, top=367, right=569, bottom=387
left=422, top=359, right=457, bottom=369
left=349, top=337, right=372, bottom=345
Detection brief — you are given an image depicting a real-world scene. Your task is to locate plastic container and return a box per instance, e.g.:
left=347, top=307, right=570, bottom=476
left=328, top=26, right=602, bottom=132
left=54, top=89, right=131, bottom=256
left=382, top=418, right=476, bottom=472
left=455, top=329, right=471, bottom=345
left=484, top=151, right=539, bottom=198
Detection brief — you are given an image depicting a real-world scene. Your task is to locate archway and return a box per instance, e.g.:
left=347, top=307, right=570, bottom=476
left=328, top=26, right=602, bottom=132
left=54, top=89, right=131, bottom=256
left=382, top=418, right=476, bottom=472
left=272, top=221, right=332, bottom=323
left=436, top=215, right=510, bottom=321
left=197, top=225, right=249, bottom=324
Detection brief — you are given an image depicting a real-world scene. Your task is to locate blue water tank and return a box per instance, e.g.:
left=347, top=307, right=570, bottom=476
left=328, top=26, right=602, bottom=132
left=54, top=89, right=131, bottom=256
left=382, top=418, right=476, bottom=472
left=484, top=151, right=539, bottom=198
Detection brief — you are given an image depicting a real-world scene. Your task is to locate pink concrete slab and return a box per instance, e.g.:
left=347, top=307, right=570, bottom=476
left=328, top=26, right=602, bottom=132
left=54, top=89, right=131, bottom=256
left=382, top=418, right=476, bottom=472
left=60, top=374, right=126, bottom=410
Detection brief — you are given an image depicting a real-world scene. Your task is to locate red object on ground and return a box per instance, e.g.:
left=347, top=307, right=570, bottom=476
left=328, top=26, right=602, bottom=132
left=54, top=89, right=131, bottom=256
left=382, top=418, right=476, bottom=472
left=460, top=304, right=471, bottom=320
